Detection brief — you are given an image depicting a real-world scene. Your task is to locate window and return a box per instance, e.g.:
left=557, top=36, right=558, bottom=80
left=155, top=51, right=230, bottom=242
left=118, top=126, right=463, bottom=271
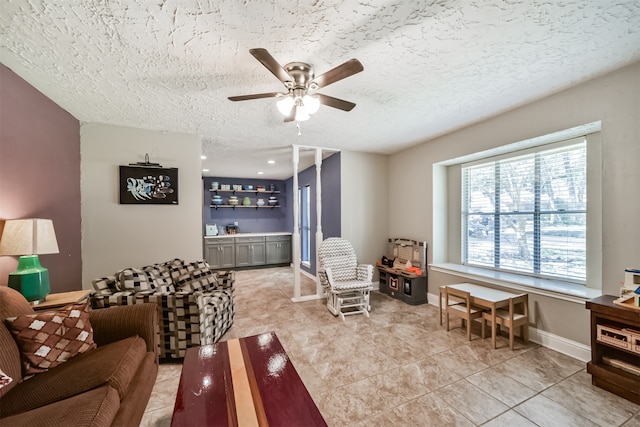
left=462, top=139, right=587, bottom=283
left=299, top=185, right=311, bottom=263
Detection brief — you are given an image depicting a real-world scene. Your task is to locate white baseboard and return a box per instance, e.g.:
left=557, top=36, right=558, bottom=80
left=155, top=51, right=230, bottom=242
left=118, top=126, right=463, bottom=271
left=426, top=292, right=591, bottom=362
left=300, top=269, right=316, bottom=281
left=427, top=292, right=440, bottom=307
left=528, top=327, right=590, bottom=362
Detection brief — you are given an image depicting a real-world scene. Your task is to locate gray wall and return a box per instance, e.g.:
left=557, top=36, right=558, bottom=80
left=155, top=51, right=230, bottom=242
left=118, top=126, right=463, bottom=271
left=80, top=123, right=203, bottom=287
left=388, top=61, right=640, bottom=345
left=340, top=150, right=389, bottom=277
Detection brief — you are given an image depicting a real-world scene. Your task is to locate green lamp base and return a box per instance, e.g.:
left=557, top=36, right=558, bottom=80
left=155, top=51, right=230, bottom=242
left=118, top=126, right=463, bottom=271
left=7, top=255, right=51, bottom=304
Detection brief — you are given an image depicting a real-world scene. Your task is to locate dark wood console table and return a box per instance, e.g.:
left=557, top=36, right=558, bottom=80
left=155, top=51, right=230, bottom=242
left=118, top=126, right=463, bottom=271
left=586, top=295, right=640, bottom=404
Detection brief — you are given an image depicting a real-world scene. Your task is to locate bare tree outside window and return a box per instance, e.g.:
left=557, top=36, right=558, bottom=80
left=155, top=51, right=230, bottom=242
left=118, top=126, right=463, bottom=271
left=463, top=140, right=587, bottom=282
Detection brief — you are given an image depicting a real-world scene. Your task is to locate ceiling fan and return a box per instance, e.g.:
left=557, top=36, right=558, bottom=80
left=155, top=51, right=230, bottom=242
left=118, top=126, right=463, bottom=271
left=228, top=48, right=364, bottom=122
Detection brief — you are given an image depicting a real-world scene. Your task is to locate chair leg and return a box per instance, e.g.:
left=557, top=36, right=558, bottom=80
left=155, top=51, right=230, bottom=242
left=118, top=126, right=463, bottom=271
left=522, top=324, right=529, bottom=344
left=446, top=311, right=450, bottom=331
left=467, top=318, right=472, bottom=341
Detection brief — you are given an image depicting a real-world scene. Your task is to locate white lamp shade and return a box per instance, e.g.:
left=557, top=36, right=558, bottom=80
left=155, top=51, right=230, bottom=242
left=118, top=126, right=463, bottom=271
left=294, top=105, right=310, bottom=121
left=302, top=95, right=320, bottom=114
left=276, top=96, right=295, bottom=116
left=0, top=219, right=59, bottom=256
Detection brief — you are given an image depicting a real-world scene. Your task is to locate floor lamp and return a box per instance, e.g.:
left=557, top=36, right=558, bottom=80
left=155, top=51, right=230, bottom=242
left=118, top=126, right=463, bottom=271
left=0, top=218, right=59, bottom=304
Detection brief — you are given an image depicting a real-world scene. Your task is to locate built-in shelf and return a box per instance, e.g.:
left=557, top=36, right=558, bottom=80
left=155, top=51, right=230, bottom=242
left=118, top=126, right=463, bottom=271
left=210, top=205, right=281, bottom=210
left=209, top=189, right=280, bottom=195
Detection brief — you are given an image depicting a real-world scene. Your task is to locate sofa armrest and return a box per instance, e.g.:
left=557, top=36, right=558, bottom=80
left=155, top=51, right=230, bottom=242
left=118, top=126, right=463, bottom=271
left=89, top=303, right=159, bottom=357
left=216, top=270, right=235, bottom=293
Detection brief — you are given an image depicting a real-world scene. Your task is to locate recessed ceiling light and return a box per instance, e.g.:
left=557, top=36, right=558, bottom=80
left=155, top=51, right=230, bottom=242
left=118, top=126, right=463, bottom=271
left=267, top=160, right=275, bottom=164
left=202, top=169, right=209, bottom=172
left=257, top=171, right=264, bottom=175
left=201, top=155, right=207, bottom=160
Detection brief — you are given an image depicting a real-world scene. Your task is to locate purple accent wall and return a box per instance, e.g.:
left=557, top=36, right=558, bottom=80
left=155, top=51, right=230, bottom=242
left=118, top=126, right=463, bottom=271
left=284, top=152, right=341, bottom=274
left=0, top=64, right=82, bottom=291
left=321, top=153, right=341, bottom=239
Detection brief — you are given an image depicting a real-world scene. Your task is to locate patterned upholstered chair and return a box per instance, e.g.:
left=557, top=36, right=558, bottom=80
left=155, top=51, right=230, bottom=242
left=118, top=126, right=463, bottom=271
left=90, top=259, right=235, bottom=359
left=318, top=238, right=373, bottom=321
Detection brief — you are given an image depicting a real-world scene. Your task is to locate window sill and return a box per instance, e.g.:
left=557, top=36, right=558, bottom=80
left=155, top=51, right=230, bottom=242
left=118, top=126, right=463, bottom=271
left=429, top=263, right=602, bottom=304
left=301, top=261, right=311, bottom=268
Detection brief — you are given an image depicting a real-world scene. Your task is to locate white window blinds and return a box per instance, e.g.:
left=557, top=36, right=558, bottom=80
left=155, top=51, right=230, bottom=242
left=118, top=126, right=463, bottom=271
left=462, top=138, right=587, bottom=282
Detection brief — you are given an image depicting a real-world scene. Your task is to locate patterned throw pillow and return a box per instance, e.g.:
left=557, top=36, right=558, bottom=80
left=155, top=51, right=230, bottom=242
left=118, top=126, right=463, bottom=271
left=0, top=369, right=12, bottom=389
left=160, top=258, right=184, bottom=269
left=116, top=267, right=155, bottom=292
left=92, top=275, right=118, bottom=295
left=115, top=260, right=185, bottom=293
left=5, top=303, right=96, bottom=375
left=170, top=260, right=218, bottom=292
left=142, top=264, right=175, bottom=293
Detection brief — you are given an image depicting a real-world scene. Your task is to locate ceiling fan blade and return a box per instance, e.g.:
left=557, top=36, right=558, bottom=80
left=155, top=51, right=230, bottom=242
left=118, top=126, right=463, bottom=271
left=316, top=93, right=356, bottom=111
left=311, top=59, right=363, bottom=89
left=228, top=92, right=282, bottom=101
left=250, top=48, right=293, bottom=85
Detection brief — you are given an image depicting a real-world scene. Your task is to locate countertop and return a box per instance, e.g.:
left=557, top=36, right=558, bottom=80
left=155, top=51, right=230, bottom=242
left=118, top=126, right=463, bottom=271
left=204, top=232, right=292, bottom=239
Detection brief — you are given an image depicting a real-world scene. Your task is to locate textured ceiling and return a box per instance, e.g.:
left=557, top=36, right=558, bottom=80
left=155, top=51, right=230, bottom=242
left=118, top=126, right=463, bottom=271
left=1, top=1, right=639, bottom=179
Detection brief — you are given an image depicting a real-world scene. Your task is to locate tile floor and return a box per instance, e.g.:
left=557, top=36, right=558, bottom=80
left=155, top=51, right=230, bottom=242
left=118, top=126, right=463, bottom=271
left=140, top=267, right=640, bottom=426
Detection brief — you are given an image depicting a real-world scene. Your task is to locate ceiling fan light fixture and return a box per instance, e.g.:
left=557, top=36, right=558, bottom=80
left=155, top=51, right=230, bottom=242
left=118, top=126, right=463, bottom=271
left=276, top=96, right=294, bottom=116
left=294, top=105, right=310, bottom=122
left=302, top=94, right=320, bottom=115
left=230, top=49, right=363, bottom=121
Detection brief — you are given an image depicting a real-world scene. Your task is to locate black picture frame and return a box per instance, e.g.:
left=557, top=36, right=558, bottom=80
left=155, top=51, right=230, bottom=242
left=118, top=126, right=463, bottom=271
left=119, top=166, right=178, bottom=205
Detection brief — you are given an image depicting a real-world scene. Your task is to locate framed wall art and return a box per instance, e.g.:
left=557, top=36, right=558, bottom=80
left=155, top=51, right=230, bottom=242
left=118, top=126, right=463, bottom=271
left=119, top=165, right=178, bottom=205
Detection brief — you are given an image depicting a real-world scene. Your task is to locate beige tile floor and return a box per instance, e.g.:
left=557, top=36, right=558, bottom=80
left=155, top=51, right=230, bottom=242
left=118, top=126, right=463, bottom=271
left=141, top=267, right=640, bottom=426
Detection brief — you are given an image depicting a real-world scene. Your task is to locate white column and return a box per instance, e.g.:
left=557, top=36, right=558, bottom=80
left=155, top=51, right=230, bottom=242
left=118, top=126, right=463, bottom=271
left=292, top=145, right=301, bottom=300
left=315, top=148, right=324, bottom=296
left=291, top=145, right=324, bottom=303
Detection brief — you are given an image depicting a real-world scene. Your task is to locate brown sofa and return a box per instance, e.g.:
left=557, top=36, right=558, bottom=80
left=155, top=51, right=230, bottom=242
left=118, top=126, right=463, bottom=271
left=0, top=286, right=159, bottom=427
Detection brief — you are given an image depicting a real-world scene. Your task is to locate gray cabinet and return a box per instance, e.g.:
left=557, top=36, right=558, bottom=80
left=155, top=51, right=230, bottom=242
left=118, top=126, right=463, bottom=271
left=204, top=237, right=235, bottom=269
left=234, top=236, right=266, bottom=267
left=265, top=235, right=291, bottom=265
left=204, top=234, right=291, bottom=269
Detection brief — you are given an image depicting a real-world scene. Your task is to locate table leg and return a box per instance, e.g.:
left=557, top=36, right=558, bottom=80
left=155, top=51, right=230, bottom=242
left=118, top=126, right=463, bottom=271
left=439, top=287, right=444, bottom=325
left=491, top=306, right=497, bottom=349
